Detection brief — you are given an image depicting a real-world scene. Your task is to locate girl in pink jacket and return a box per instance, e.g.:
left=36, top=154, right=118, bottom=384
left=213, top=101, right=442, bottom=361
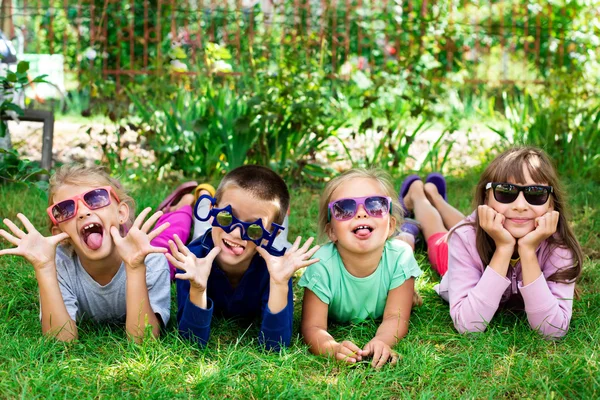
left=399, top=146, right=583, bottom=338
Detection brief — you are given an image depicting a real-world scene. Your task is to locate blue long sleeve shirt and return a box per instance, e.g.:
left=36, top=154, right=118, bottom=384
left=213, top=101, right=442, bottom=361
left=176, top=230, right=294, bottom=351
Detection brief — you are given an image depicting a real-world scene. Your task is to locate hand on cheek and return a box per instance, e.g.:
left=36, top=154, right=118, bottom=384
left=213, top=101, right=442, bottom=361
left=518, top=211, right=559, bottom=253
left=477, top=205, right=516, bottom=249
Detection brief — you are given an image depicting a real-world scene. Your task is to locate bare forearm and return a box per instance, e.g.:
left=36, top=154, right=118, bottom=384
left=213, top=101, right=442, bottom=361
left=37, top=268, right=77, bottom=341
left=488, top=245, right=514, bottom=277
left=302, top=326, right=339, bottom=356
left=518, top=248, right=542, bottom=286
left=126, top=268, right=160, bottom=341
left=189, top=287, right=208, bottom=309
left=268, top=281, right=289, bottom=314
left=373, top=317, right=408, bottom=347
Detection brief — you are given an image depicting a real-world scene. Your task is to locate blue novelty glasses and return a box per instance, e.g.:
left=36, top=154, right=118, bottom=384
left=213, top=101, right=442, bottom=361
left=194, top=195, right=287, bottom=256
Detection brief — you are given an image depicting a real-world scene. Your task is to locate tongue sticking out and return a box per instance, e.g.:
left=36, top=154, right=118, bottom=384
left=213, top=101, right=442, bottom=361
left=355, top=228, right=372, bottom=239
left=224, top=240, right=245, bottom=256
left=86, top=233, right=103, bottom=250
left=231, top=245, right=244, bottom=256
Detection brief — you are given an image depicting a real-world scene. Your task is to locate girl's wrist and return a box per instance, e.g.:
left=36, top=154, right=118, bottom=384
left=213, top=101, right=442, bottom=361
left=494, top=244, right=515, bottom=255
left=34, top=263, right=58, bottom=279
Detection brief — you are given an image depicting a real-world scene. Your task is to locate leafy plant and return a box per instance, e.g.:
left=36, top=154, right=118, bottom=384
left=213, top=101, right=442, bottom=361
left=0, top=61, right=47, bottom=138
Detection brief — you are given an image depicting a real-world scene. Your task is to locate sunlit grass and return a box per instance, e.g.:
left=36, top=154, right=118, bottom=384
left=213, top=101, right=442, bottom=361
left=0, top=173, right=598, bottom=398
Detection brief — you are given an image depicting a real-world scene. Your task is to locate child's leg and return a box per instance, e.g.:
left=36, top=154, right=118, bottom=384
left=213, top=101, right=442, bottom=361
left=404, top=180, right=446, bottom=241
left=151, top=194, right=194, bottom=280
left=423, top=182, right=465, bottom=230
left=404, top=180, right=449, bottom=276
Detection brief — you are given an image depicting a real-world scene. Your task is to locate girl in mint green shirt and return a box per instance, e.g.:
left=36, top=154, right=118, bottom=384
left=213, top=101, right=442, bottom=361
left=299, top=168, right=422, bottom=369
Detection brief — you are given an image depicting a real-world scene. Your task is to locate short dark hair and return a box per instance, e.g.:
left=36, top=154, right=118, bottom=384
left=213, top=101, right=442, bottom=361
left=215, top=165, right=290, bottom=225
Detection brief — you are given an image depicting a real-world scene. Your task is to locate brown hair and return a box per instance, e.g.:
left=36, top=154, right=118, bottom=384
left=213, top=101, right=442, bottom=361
left=472, top=146, right=582, bottom=283
left=48, top=164, right=135, bottom=232
left=317, top=168, right=402, bottom=242
left=215, top=165, right=290, bottom=225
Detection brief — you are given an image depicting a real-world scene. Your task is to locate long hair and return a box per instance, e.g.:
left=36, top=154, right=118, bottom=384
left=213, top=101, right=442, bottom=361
left=472, top=146, right=582, bottom=283
left=48, top=164, right=135, bottom=233
left=318, top=168, right=402, bottom=242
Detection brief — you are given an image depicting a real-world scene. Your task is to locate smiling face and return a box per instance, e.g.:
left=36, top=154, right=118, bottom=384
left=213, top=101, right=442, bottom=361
left=486, top=166, right=552, bottom=239
left=210, top=186, right=280, bottom=273
left=326, top=177, right=396, bottom=255
left=50, top=184, right=128, bottom=262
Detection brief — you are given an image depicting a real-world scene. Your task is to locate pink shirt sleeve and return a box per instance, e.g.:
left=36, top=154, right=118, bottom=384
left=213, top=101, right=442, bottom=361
left=447, top=226, right=510, bottom=333
left=519, top=246, right=575, bottom=338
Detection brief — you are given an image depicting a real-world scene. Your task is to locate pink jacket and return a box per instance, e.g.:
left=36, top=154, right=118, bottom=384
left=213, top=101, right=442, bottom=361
left=436, top=212, right=576, bottom=338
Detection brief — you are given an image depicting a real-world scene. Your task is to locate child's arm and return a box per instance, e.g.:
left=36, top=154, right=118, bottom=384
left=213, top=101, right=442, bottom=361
left=111, top=208, right=169, bottom=342
left=256, top=237, right=320, bottom=350
left=0, top=214, right=76, bottom=341
left=448, top=206, right=516, bottom=333
left=362, top=278, right=415, bottom=368
left=517, top=211, right=573, bottom=338
left=300, top=288, right=363, bottom=363
left=167, top=234, right=220, bottom=346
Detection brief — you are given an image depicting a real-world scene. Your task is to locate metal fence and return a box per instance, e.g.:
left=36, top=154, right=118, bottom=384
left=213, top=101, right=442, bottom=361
left=0, top=0, right=596, bottom=91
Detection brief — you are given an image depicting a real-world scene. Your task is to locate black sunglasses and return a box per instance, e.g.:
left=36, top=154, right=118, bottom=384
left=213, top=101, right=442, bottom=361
left=486, top=182, right=553, bottom=206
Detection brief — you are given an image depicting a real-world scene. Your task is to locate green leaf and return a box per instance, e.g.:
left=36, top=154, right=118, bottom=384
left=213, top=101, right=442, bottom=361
left=16, top=61, right=29, bottom=74
left=3, top=103, right=24, bottom=116
left=6, top=72, right=17, bottom=82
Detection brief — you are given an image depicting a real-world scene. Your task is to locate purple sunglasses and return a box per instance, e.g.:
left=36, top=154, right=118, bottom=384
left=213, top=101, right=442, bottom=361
left=328, top=195, right=392, bottom=221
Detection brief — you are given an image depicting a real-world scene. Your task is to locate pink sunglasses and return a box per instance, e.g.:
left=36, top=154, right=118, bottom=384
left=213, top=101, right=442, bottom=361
left=47, top=186, right=120, bottom=225
left=328, top=195, right=392, bottom=221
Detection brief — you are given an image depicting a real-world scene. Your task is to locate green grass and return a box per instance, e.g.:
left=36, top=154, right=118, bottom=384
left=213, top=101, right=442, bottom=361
left=0, top=171, right=598, bottom=398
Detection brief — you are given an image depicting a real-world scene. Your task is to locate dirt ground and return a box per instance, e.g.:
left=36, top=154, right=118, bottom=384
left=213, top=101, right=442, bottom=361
left=7, top=118, right=501, bottom=173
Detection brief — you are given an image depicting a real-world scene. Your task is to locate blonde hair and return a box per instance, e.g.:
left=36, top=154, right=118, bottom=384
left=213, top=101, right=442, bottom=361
left=318, top=168, right=403, bottom=242
left=48, top=164, right=135, bottom=232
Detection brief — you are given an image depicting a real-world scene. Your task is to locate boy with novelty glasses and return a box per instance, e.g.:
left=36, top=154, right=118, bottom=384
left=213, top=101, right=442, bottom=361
left=167, top=165, right=319, bottom=350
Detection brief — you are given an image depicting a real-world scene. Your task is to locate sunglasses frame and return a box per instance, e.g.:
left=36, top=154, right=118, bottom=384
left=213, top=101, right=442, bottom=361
left=485, top=182, right=553, bottom=206
left=47, top=186, right=120, bottom=225
left=194, top=194, right=287, bottom=256
left=327, top=195, right=393, bottom=222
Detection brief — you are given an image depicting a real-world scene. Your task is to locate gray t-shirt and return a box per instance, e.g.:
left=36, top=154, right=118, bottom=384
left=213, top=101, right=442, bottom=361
left=52, top=245, right=171, bottom=325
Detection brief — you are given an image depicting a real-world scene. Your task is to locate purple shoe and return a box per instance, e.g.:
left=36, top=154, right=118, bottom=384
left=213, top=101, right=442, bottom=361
left=425, top=172, right=447, bottom=201
left=400, top=218, right=420, bottom=236
left=399, top=218, right=422, bottom=247
left=398, top=175, right=421, bottom=217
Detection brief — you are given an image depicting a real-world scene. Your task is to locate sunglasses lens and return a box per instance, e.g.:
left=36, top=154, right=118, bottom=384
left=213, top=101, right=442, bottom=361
left=365, top=196, right=390, bottom=217
left=332, top=199, right=357, bottom=221
left=83, top=188, right=111, bottom=209
left=524, top=186, right=549, bottom=205
left=52, top=200, right=76, bottom=223
left=216, top=211, right=233, bottom=227
left=246, top=224, right=264, bottom=240
left=493, top=184, right=519, bottom=204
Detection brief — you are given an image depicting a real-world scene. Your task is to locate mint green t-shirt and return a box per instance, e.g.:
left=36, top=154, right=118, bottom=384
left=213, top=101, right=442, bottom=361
left=298, top=240, right=422, bottom=323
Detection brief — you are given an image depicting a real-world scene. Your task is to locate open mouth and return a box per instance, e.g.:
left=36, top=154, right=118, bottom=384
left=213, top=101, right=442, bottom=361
left=223, top=238, right=245, bottom=256
left=80, top=223, right=104, bottom=250
left=352, top=225, right=373, bottom=238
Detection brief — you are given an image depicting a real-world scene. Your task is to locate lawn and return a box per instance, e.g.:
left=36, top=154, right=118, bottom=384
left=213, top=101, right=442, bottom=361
left=0, top=169, right=598, bottom=398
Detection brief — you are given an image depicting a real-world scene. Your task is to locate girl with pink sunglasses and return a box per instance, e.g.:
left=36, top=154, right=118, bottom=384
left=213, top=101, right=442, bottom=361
left=299, top=168, right=422, bottom=369
left=0, top=164, right=173, bottom=342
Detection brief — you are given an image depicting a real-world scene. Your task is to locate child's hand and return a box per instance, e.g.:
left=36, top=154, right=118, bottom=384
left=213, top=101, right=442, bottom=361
left=0, top=214, right=69, bottom=272
left=518, top=211, right=559, bottom=254
left=167, top=233, right=220, bottom=292
left=335, top=340, right=363, bottom=364
left=477, top=205, right=516, bottom=249
left=111, top=207, right=169, bottom=269
left=257, top=236, right=320, bottom=286
left=362, top=338, right=399, bottom=369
